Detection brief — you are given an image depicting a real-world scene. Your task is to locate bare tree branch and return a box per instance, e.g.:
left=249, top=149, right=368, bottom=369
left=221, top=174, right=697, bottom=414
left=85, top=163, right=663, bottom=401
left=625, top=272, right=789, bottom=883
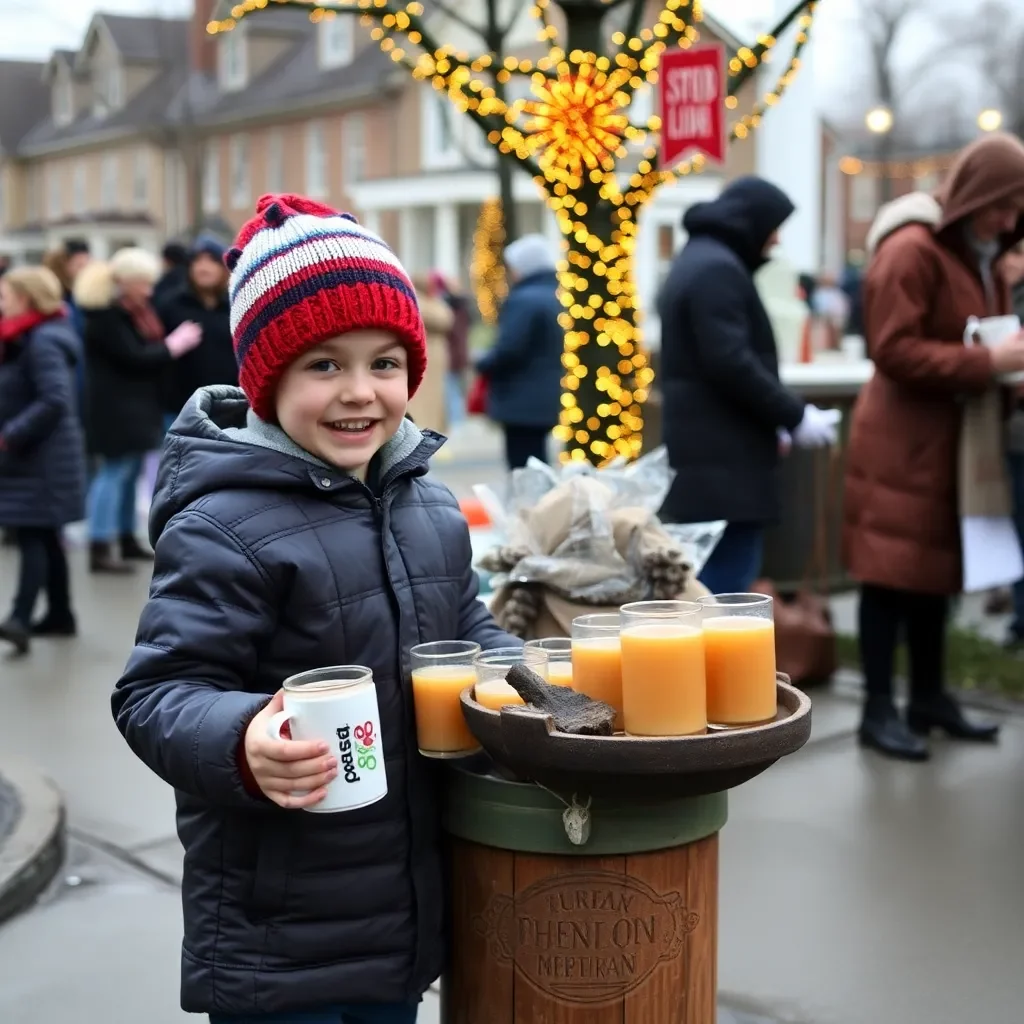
left=430, top=0, right=489, bottom=40
left=727, top=0, right=812, bottom=98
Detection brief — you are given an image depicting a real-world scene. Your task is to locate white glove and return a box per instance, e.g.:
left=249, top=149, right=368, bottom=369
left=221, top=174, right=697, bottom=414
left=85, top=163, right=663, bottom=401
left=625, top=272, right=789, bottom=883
left=166, top=321, right=202, bottom=359
left=792, top=405, right=840, bottom=448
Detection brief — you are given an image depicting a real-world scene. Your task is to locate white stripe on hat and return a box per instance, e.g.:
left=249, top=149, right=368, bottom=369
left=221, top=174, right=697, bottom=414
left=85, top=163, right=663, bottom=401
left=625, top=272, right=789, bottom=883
left=230, top=212, right=393, bottom=293
left=230, top=232, right=408, bottom=334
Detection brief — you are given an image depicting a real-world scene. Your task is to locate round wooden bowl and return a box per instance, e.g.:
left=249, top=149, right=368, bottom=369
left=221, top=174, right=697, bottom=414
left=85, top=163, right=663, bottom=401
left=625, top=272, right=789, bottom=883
left=459, top=675, right=812, bottom=799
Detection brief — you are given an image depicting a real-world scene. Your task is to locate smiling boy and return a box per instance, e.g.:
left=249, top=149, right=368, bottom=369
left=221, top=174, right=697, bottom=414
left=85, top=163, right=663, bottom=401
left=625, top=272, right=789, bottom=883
left=111, top=194, right=519, bottom=1023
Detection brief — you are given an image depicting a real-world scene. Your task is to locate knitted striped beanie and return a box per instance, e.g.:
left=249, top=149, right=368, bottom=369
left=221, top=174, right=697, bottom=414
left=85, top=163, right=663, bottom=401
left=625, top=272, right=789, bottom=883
left=225, top=193, right=426, bottom=421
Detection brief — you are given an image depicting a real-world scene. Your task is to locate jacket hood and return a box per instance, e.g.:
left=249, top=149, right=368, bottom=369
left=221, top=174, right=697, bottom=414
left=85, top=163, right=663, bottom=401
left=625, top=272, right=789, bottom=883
left=149, top=385, right=442, bottom=543
left=683, top=175, right=796, bottom=269
left=866, top=191, right=942, bottom=256
left=934, top=132, right=1024, bottom=239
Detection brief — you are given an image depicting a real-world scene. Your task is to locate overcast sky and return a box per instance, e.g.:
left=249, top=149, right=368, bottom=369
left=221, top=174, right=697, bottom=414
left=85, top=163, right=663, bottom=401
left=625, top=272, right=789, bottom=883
left=0, top=0, right=968, bottom=118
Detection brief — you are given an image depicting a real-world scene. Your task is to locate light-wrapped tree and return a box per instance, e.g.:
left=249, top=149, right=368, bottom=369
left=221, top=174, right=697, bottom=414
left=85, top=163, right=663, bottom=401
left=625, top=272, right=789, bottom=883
left=212, top=0, right=817, bottom=463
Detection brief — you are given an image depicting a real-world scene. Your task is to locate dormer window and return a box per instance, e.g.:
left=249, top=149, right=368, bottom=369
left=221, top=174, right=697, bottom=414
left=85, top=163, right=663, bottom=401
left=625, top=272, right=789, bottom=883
left=93, top=63, right=124, bottom=118
left=53, top=67, right=74, bottom=127
left=319, top=16, right=354, bottom=70
left=219, top=24, right=248, bottom=92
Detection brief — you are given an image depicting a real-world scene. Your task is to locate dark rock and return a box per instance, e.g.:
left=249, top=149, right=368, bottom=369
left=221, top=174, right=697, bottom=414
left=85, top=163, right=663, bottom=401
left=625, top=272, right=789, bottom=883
left=505, top=665, right=617, bottom=736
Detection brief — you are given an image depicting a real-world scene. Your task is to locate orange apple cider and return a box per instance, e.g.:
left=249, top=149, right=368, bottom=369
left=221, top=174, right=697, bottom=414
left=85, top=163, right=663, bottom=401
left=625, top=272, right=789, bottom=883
left=547, top=661, right=574, bottom=687
left=474, top=680, right=526, bottom=711
left=620, top=623, right=706, bottom=736
left=410, top=666, right=479, bottom=754
left=704, top=617, right=777, bottom=725
left=571, top=637, right=623, bottom=729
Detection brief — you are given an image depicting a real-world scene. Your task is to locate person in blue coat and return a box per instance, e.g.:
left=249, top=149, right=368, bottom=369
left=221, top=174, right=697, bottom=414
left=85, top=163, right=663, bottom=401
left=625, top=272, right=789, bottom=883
left=476, top=233, right=564, bottom=469
left=111, top=195, right=519, bottom=1022
left=0, top=266, right=86, bottom=654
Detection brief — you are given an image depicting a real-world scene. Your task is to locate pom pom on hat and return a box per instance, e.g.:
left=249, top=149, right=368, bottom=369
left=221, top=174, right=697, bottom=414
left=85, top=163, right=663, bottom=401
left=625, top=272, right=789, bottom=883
left=227, top=193, right=426, bottom=420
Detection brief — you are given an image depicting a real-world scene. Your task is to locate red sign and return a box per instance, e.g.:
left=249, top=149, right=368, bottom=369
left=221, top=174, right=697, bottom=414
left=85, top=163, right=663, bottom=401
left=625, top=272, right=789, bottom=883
left=658, top=44, right=727, bottom=168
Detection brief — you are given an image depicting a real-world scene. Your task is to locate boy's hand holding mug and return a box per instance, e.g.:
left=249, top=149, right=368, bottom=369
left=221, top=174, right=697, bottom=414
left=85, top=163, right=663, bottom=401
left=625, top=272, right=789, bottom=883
left=244, top=690, right=338, bottom=809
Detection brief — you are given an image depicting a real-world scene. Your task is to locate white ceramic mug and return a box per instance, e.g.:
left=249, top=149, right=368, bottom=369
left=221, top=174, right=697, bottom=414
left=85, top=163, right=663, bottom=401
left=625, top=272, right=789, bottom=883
left=268, top=666, right=387, bottom=813
left=965, top=314, right=1023, bottom=383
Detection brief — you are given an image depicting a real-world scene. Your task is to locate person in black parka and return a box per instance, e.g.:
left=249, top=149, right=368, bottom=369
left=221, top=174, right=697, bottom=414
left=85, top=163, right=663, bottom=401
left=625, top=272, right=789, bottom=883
left=657, top=176, right=837, bottom=593
left=476, top=234, right=564, bottom=469
left=157, top=235, right=237, bottom=427
left=111, top=194, right=519, bottom=1022
left=0, top=266, right=86, bottom=654
left=74, top=248, right=202, bottom=574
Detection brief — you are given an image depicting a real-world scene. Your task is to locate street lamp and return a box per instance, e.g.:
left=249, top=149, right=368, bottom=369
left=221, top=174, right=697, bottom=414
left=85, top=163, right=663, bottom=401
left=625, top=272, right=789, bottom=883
left=978, top=108, right=1003, bottom=132
left=865, top=106, right=894, bottom=135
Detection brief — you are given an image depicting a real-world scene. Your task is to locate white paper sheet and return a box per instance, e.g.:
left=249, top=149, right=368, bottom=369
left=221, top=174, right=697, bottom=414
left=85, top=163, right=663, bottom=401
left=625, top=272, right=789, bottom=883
left=960, top=515, right=1024, bottom=593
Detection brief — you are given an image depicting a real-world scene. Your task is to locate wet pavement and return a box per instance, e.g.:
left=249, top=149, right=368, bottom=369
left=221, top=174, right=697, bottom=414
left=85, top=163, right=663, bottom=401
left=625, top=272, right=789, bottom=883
left=1, top=422, right=1023, bottom=1022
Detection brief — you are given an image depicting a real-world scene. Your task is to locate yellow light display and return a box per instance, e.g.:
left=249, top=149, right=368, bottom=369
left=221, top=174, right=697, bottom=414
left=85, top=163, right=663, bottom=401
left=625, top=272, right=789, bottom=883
left=213, top=0, right=817, bottom=464
left=470, top=198, right=507, bottom=326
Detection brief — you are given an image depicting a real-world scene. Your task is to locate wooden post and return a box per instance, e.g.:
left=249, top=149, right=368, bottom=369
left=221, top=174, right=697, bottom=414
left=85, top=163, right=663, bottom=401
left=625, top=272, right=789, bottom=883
left=441, top=770, right=726, bottom=1023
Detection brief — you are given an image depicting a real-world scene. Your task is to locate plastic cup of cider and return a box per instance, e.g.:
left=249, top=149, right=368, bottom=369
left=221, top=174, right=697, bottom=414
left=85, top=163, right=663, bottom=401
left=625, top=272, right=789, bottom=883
left=410, top=640, right=481, bottom=758
left=619, top=600, right=706, bottom=737
left=699, top=593, right=777, bottom=727
left=524, top=637, right=573, bottom=687
left=472, top=646, right=549, bottom=711
left=570, top=613, right=623, bottom=730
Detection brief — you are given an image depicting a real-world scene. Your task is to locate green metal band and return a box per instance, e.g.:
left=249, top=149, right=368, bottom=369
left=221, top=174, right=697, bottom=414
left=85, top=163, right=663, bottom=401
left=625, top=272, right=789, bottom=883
left=443, top=768, right=728, bottom=856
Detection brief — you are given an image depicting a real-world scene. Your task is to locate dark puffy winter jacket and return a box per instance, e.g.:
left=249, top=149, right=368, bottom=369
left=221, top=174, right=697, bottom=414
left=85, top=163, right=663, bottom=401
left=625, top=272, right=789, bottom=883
left=0, top=318, right=86, bottom=528
left=657, top=176, right=806, bottom=525
left=111, top=386, right=515, bottom=1016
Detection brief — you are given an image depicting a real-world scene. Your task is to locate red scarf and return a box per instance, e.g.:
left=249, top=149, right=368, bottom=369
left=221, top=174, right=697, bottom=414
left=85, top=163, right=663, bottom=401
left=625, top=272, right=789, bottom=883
left=0, top=309, right=62, bottom=344
left=118, top=293, right=165, bottom=342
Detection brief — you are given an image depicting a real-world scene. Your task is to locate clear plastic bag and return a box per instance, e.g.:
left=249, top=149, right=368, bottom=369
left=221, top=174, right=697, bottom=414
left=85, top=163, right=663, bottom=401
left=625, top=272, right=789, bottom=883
left=474, top=446, right=723, bottom=604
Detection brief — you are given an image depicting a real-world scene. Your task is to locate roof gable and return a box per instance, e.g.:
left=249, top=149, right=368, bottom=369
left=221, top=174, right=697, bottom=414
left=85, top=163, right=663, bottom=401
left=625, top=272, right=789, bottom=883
left=0, top=61, right=49, bottom=153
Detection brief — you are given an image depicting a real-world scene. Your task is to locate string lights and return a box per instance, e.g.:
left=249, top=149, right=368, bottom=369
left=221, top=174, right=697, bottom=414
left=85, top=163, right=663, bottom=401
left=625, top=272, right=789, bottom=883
left=213, top=0, right=817, bottom=464
left=838, top=153, right=956, bottom=179
left=471, top=198, right=507, bottom=325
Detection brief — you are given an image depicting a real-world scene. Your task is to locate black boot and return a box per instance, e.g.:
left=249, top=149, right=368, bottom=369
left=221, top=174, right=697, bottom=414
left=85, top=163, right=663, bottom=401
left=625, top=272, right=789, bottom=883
left=31, top=611, right=77, bottom=637
left=907, top=693, right=1000, bottom=742
left=89, top=541, right=135, bottom=574
left=119, top=534, right=153, bottom=561
left=859, top=702, right=930, bottom=761
left=0, top=617, right=30, bottom=655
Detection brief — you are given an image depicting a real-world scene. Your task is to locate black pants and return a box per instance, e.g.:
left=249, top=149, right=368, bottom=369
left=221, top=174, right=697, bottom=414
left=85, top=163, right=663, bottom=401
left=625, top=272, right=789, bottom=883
left=503, top=425, right=550, bottom=470
left=858, top=583, right=948, bottom=717
left=11, top=527, right=71, bottom=626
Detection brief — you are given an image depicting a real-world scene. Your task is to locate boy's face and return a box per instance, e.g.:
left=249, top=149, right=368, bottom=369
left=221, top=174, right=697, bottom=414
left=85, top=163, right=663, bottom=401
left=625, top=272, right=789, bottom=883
left=275, top=330, right=409, bottom=477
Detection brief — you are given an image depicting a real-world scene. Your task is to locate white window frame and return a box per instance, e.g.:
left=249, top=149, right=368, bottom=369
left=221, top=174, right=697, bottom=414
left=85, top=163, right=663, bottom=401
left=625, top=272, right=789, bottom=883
left=54, top=70, right=74, bottom=127
left=319, top=16, right=355, bottom=70
left=203, top=142, right=221, bottom=213
left=266, top=129, right=284, bottom=193
left=72, top=163, right=87, bottom=215
left=219, top=25, right=248, bottom=92
left=132, top=149, right=148, bottom=208
left=46, top=165, right=61, bottom=220
left=229, top=134, right=250, bottom=209
left=100, top=153, right=117, bottom=209
left=26, top=170, right=39, bottom=223
left=305, top=120, right=328, bottom=198
left=107, top=64, right=124, bottom=110
left=344, top=113, right=366, bottom=186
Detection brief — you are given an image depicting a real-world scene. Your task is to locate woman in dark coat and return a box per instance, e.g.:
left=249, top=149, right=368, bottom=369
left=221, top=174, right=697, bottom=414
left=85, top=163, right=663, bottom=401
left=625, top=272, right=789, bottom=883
left=74, top=248, right=201, bottom=573
left=656, top=175, right=836, bottom=593
left=0, top=266, right=86, bottom=654
left=156, top=236, right=236, bottom=426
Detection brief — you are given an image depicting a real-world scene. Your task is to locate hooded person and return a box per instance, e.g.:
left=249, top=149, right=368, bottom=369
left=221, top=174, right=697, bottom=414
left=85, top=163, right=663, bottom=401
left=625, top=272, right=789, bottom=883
left=843, top=131, right=1024, bottom=761
left=475, top=233, right=564, bottom=469
left=656, top=175, right=837, bottom=595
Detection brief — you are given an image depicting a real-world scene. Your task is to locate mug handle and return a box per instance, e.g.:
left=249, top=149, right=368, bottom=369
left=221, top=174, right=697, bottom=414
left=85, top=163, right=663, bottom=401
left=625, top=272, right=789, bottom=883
left=266, top=709, right=293, bottom=741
